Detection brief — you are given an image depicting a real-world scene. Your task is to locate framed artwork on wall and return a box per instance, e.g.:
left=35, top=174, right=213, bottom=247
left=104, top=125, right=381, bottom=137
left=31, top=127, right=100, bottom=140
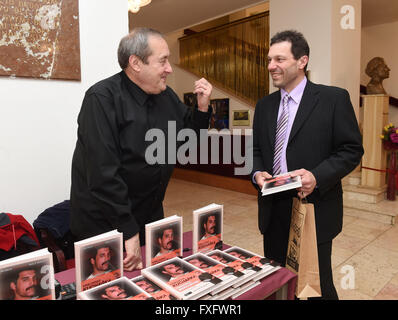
left=232, top=110, right=250, bottom=126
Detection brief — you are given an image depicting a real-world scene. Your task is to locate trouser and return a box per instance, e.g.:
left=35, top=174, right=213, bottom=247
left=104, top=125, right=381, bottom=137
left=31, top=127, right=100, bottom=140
left=263, top=234, right=338, bottom=300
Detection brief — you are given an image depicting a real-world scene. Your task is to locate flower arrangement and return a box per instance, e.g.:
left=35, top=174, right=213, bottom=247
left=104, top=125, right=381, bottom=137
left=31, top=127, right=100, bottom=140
left=381, top=123, right=398, bottom=200
left=381, top=123, right=398, bottom=150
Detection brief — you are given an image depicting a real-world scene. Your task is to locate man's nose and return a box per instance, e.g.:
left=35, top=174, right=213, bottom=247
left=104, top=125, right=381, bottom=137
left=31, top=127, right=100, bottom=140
left=166, top=61, right=173, bottom=74
left=268, top=60, right=276, bottom=71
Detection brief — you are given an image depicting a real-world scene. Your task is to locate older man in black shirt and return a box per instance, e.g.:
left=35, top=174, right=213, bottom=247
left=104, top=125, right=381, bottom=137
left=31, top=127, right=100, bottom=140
left=70, top=28, right=213, bottom=271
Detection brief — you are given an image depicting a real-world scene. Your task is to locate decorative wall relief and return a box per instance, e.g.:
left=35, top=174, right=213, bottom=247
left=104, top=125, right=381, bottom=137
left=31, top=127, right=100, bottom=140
left=0, top=0, right=81, bottom=80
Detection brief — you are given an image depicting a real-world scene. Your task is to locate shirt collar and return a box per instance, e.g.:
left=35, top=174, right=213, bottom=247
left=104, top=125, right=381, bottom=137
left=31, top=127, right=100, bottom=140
left=281, top=76, right=307, bottom=104
left=120, top=71, right=150, bottom=106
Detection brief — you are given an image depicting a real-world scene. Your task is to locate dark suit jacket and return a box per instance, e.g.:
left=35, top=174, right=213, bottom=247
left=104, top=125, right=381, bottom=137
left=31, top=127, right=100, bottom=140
left=251, top=81, right=364, bottom=244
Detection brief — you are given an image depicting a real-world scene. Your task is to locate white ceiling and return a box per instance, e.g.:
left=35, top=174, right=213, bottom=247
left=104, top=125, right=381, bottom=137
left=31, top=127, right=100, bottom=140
left=129, top=0, right=266, bottom=34
left=129, top=0, right=398, bottom=33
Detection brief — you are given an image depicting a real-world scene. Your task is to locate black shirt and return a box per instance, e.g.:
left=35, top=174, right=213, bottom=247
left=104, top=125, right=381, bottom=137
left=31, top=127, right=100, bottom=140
left=70, top=71, right=210, bottom=242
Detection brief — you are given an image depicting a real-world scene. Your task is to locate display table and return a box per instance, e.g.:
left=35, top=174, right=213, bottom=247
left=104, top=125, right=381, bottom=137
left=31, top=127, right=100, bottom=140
left=55, top=232, right=297, bottom=300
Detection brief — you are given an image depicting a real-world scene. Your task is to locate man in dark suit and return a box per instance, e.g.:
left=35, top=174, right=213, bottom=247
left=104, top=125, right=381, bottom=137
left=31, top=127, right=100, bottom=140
left=251, top=30, right=363, bottom=299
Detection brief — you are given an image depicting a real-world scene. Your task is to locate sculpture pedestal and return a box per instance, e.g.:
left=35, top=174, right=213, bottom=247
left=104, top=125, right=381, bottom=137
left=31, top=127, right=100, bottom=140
left=361, top=94, right=389, bottom=192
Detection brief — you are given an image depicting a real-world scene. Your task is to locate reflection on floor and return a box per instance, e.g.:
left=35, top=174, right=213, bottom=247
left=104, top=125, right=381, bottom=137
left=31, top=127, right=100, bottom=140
left=163, top=178, right=398, bottom=300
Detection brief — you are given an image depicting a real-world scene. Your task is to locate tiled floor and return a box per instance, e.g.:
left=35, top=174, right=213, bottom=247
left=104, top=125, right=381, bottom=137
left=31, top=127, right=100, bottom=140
left=163, top=177, right=398, bottom=300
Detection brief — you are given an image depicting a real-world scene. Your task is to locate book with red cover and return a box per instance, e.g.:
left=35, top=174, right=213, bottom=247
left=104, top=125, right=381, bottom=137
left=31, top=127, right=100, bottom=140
left=131, top=275, right=178, bottom=300
left=141, top=257, right=222, bottom=300
left=206, top=249, right=263, bottom=288
left=224, top=246, right=281, bottom=281
left=183, top=252, right=244, bottom=295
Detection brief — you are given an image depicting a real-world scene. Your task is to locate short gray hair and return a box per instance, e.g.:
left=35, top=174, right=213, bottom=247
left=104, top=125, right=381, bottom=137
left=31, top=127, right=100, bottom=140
left=117, top=27, right=164, bottom=69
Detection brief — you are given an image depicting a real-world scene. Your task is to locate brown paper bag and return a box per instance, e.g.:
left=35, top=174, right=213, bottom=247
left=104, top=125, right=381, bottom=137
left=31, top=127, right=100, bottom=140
left=285, top=197, right=322, bottom=298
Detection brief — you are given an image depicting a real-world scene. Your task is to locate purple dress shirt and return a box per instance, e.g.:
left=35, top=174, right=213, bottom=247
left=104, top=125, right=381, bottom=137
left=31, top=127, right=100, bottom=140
left=253, top=77, right=307, bottom=183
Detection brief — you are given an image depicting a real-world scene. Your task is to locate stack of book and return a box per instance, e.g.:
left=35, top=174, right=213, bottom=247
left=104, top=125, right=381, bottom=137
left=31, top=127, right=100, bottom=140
left=131, top=275, right=178, bottom=300
left=141, top=256, right=222, bottom=300
left=224, top=246, right=281, bottom=281
left=132, top=204, right=280, bottom=300
left=183, top=252, right=244, bottom=296
left=77, top=276, right=153, bottom=300
left=0, top=203, right=281, bottom=300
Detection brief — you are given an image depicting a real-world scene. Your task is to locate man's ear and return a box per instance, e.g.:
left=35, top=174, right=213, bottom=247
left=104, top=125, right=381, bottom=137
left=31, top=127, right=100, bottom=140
left=298, top=55, right=309, bottom=71
left=129, top=55, right=141, bottom=72
left=101, top=294, right=110, bottom=300
left=10, top=282, right=16, bottom=291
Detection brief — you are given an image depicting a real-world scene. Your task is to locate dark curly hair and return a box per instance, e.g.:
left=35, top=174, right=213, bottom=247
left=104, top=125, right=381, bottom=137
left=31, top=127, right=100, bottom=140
left=270, top=30, right=310, bottom=71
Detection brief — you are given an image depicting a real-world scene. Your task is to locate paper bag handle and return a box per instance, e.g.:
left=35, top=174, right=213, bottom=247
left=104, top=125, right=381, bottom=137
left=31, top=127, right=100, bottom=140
left=299, top=192, right=308, bottom=204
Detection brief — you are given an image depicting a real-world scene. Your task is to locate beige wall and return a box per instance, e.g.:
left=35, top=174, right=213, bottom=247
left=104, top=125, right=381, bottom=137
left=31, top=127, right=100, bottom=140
left=269, top=0, right=333, bottom=89
left=331, top=0, right=361, bottom=119
left=269, top=0, right=361, bottom=119
left=361, top=20, right=398, bottom=125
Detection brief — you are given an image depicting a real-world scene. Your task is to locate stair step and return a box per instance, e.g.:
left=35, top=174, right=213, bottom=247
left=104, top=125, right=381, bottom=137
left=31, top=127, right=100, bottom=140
left=348, top=171, right=361, bottom=186
left=343, top=184, right=387, bottom=204
left=343, top=198, right=397, bottom=225
left=342, top=171, right=396, bottom=225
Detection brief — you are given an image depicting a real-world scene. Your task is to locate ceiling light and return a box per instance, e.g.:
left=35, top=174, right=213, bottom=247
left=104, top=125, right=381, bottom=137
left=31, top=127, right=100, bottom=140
left=128, top=0, right=151, bottom=13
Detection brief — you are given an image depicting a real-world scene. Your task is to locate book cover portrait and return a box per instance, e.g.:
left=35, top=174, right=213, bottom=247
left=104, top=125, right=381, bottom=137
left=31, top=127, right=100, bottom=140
left=193, top=204, right=223, bottom=254
left=74, top=230, right=123, bottom=294
left=79, top=238, right=122, bottom=291
left=0, top=249, right=55, bottom=300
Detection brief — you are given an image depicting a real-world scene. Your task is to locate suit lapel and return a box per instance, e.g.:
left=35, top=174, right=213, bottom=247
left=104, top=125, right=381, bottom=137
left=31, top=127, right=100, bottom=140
left=288, top=81, right=320, bottom=144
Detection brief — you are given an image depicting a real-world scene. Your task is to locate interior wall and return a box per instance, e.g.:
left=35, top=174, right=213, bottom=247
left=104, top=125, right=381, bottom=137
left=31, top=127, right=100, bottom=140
left=269, top=0, right=333, bottom=91
left=269, top=0, right=362, bottom=122
left=0, top=0, right=129, bottom=224
left=331, top=0, right=361, bottom=119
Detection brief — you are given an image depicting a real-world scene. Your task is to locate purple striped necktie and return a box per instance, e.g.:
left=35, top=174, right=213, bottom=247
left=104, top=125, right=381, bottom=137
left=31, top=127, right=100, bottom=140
left=272, top=94, right=290, bottom=176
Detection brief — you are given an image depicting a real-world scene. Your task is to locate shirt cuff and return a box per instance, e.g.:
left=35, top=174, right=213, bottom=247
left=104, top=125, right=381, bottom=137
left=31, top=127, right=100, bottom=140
left=252, top=171, right=260, bottom=184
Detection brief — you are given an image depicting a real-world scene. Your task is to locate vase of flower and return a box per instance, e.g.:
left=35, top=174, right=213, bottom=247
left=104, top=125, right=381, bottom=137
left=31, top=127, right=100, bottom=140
left=381, top=123, right=398, bottom=201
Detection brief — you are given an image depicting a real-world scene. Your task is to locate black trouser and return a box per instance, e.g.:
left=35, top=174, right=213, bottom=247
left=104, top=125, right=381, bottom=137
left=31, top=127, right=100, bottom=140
left=264, top=235, right=338, bottom=300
